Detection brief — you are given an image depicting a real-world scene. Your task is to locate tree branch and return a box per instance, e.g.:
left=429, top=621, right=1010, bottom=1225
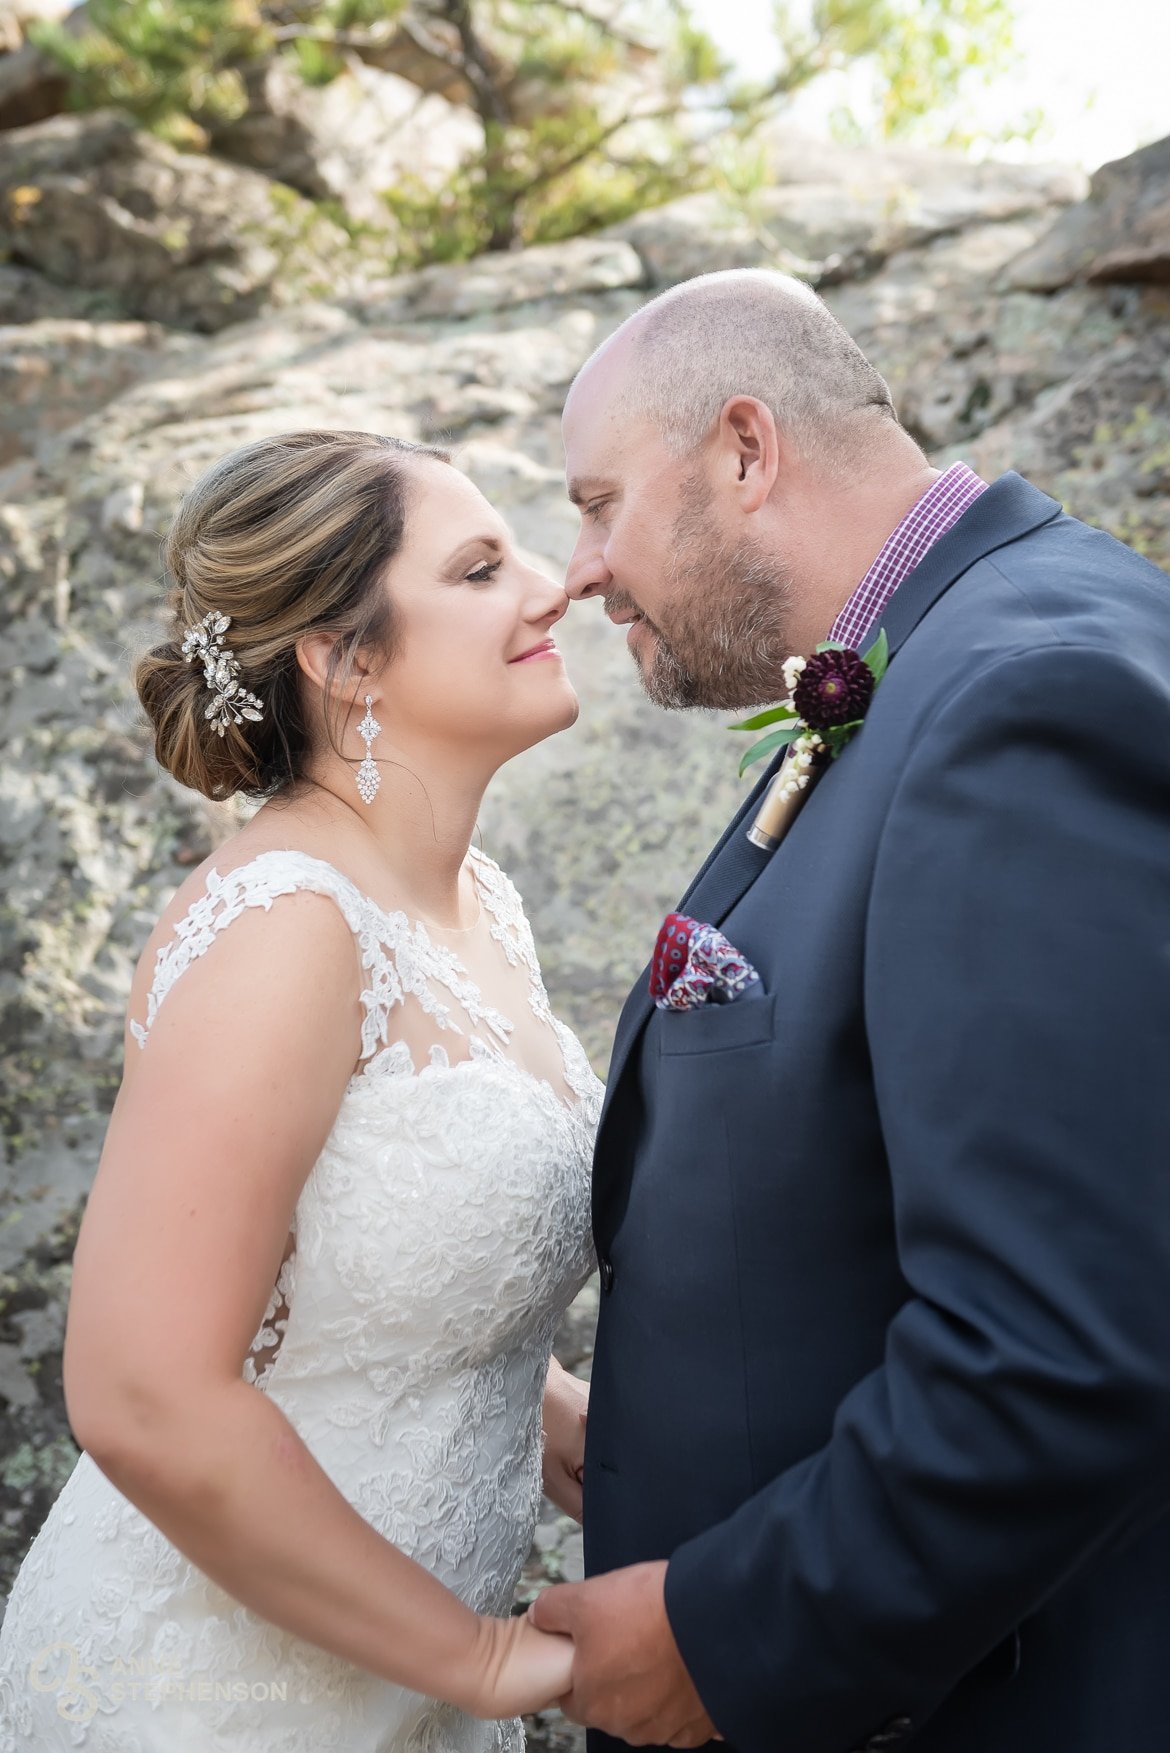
left=538, top=0, right=657, bottom=56
left=438, top=0, right=512, bottom=124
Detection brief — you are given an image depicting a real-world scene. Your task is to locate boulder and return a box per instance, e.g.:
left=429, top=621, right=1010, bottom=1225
left=0, top=110, right=365, bottom=331
left=948, top=290, right=1170, bottom=566
left=0, top=261, right=116, bottom=322
left=353, top=235, right=645, bottom=324
left=0, top=1, right=80, bottom=132
left=210, top=53, right=482, bottom=225
left=604, top=133, right=1085, bottom=287
left=821, top=218, right=1136, bottom=452
left=1003, top=133, right=1170, bottom=290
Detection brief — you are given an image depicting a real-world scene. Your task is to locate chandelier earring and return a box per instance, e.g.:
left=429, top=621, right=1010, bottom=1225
left=355, top=694, right=381, bottom=804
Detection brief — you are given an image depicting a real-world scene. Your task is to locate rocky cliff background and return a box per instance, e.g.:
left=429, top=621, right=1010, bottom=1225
left=0, top=4, right=1167, bottom=1740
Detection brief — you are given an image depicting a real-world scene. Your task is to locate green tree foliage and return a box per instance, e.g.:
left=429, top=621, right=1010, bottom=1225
left=31, top=0, right=1023, bottom=262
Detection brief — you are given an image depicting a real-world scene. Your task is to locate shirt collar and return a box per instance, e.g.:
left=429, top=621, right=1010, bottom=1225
left=827, top=461, right=989, bottom=652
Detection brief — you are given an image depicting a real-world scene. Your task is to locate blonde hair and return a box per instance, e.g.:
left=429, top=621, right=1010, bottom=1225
left=135, top=429, right=450, bottom=801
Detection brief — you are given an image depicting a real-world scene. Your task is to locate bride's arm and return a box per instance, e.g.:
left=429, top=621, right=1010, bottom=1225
left=61, top=889, right=570, bottom=1719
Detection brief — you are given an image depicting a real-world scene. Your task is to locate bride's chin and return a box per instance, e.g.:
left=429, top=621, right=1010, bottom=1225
left=532, top=689, right=581, bottom=743
left=493, top=691, right=581, bottom=764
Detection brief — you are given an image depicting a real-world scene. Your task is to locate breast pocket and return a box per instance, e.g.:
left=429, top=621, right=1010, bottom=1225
left=656, top=989, right=777, bottom=1058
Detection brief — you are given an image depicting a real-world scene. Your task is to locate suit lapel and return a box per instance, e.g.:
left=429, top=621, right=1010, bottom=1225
left=596, top=471, right=1063, bottom=1132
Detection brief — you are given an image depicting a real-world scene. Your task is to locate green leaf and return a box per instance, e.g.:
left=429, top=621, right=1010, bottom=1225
left=823, top=720, right=866, bottom=758
left=737, top=725, right=804, bottom=777
left=815, top=640, right=847, bottom=653
left=861, top=626, right=890, bottom=684
left=729, top=703, right=799, bottom=732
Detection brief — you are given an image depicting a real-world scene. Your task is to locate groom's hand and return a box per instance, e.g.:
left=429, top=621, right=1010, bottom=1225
left=529, top=1560, right=721, bottom=1747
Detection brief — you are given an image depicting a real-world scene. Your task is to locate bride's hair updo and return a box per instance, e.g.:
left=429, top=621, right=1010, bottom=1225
left=135, top=429, right=451, bottom=802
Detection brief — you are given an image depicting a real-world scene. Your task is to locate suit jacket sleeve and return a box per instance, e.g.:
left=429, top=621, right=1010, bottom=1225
left=663, top=639, right=1170, bottom=1751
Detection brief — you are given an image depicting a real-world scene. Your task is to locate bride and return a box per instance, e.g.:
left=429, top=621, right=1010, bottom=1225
left=0, top=429, right=602, bottom=1750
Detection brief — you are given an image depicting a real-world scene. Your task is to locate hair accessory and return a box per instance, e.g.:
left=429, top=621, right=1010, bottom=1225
left=180, top=610, right=265, bottom=738
left=356, top=694, right=381, bottom=804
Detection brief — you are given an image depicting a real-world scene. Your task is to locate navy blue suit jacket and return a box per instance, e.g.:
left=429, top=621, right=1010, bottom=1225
left=583, top=474, right=1170, bottom=1753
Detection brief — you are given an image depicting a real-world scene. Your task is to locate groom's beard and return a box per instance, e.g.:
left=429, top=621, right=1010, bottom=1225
left=609, top=478, right=796, bottom=711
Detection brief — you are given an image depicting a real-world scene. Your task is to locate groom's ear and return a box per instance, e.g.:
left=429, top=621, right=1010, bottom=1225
left=718, top=396, right=781, bottom=514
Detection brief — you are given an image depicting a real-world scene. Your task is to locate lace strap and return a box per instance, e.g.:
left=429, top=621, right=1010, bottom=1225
left=129, top=849, right=400, bottom=1062
left=470, top=847, right=553, bottom=1026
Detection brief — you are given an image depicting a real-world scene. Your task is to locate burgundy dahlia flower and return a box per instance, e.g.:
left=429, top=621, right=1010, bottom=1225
left=792, top=648, right=874, bottom=730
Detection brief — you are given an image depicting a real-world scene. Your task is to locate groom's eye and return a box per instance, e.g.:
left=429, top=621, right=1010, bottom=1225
left=584, top=500, right=608, bottom=521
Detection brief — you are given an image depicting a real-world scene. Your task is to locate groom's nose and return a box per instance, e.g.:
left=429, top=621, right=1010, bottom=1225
left=564, top=531, right=611, bottom=601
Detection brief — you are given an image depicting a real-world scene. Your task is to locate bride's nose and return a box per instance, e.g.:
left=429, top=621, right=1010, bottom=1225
left=520, top=564, right=570, bottom=626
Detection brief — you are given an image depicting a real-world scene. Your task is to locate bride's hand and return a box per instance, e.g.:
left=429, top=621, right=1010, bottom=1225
left=542, top=1359, right=589, bottom=1521
left=467, top=1609, right=574, bottom=1718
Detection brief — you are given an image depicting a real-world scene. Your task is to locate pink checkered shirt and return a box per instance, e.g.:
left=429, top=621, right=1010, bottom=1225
left=827, top=462, right=989, bottom=653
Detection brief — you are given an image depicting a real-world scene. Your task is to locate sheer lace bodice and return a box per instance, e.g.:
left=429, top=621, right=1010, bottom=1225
left=0, top=847, right=601, bottom=1752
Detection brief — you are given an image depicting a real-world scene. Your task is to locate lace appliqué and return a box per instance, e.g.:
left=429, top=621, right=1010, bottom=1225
left=129, top=851, right=515, bottom=1066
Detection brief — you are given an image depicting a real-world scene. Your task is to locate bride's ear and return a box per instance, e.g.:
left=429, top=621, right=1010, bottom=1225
left=295, top=630, right=338, bottom=700
left=295, top=632, right=378, bottom=708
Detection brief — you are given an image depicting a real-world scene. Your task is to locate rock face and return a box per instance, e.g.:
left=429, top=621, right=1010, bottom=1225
left=0, top=111, right=367, bottom=331
left=0, top=318, right=195, bottom=467
left=0, top=119, right=1167, bottom=1751
left=1004, top=134, right=1170, bottom=290
left=604, top=132, right=1085, bottom=286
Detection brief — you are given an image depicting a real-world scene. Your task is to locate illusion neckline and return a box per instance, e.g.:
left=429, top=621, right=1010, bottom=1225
left=189, top=847, right=585, bottom=1111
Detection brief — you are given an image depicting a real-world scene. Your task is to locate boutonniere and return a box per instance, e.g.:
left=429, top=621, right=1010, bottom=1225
left=732, top=629, right=889, bottom=850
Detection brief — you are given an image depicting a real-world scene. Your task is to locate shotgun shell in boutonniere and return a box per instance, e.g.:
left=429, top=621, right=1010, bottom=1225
left=732, top=629, right=889, bottom=851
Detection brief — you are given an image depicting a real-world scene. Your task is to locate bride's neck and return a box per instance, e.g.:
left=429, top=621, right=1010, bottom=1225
left=290, top=748, right=491, bottom=926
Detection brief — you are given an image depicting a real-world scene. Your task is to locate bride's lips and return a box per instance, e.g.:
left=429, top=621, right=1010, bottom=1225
left=509, top=637, right=562, bottom=664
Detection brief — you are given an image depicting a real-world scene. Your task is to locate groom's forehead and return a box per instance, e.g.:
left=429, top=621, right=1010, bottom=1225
left=564, top=330, right=638, bottom=423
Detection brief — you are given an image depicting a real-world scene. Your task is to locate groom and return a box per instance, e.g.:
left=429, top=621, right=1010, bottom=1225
left=531, top=268, right=1170, bottom=1752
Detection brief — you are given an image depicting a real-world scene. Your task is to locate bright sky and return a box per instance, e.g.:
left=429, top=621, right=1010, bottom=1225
left=687, top=0, right=1170, bottom=171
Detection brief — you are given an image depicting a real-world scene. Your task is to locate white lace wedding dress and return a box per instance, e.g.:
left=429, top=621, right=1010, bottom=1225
left=0, top=846, right=601, bottom=1753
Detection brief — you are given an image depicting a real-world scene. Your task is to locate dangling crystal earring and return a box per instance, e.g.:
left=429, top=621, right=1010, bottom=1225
left=355, top=694, right=381, bottom=804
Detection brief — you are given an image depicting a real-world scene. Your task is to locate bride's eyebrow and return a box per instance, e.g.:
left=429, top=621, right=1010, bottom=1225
left=440, top=533, right=506, bottom=575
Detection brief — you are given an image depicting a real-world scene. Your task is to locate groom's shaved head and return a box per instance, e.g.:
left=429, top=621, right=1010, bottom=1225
left=595, top=268, right=897, bottom=467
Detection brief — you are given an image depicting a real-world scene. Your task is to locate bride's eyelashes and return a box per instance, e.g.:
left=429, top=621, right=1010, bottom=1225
left=466, top=559, right=504, bottom=584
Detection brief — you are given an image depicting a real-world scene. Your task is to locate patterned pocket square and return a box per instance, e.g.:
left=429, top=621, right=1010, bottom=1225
left=650, top=913, right=763, bottom=1011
